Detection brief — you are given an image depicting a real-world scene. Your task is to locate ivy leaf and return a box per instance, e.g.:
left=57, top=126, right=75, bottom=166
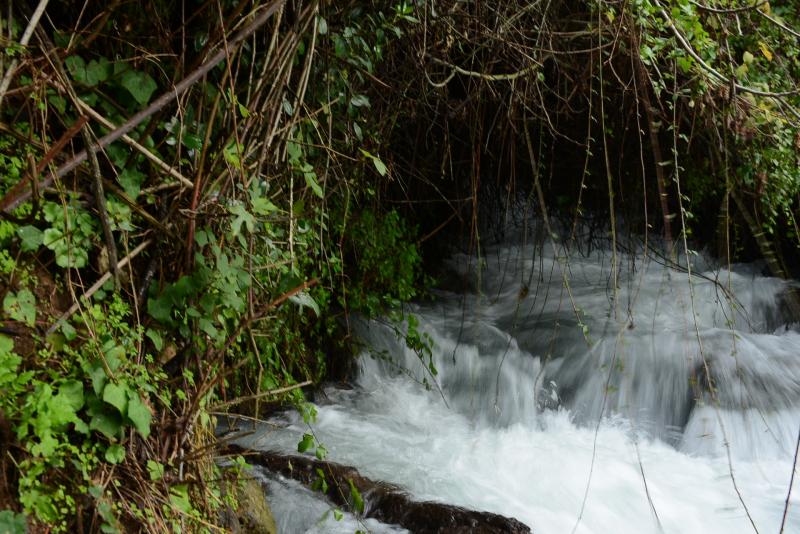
left=120, top=70, right=157, bottom=105
left=105, top=444, right=125, bottom=464
left=102, top=382, right=128, bottom=415
left=85, top=58, right=112, bottom=86
left=65, top=56, right=88, bottom=84
left=126, top=393, right=152, bottom=438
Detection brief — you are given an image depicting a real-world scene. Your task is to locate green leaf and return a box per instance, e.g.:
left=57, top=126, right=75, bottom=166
left=120, top=70, right=157, bottom=105
left=198, top=317, right=218, bottom=339
left=61, top=321, right=77, bottom=341
left=90, top=411, right=123, bottom=439
left=229, top=203, right=255, bottom=236
left=297, top=433, right=314, bottom=453
left=126, top=393, right=152, bottom=438
left=105, top=444, right=125, bottom=464
left=104, top=345, right=125, bottom=373
left=0, top=510, right=27, bottom=534
left=85, top=58, right=112, bottom=86
left=350, top=94, right=370, bottom=108
left=145, top=328, right=163, bottom=351
left=17, top=225, right=43, bottom=251
left=169, top=484, right=192, bottom=514
left=49, top=94, right=67, bottom=114
left=359, top=149, right=388, bottom=176
left=251, top=197, right=278, bottom=215
left=148, top=294, right=173, bottom=323
left=0, top=335, right=17, bottom=360
left=318, top=17, right=328, bottom=35
left=372, top=157, right=387, bottom=177
left=65, top=56, right=87, bottom=83
left=102, top=383, right=128, bottom=415
left=289, top=291, right=320, bottom=316
left=118, top=168, right=144, bottom=199
left=88, top=361, right=108, bottom=396
left=182, top=133, right=202, bottom=150
left=348, top=479, right=364, bottom=514
left=304, top=170, right=324, bottom=198
left=287, top=140, right=302, bottom=162
left=147, top=460, right=164, bottom=480
left=58, top=380, right=85, bottom=412
left=223, top=143, right=243, bottom=169
left=3, top=289, right=36, bottom=327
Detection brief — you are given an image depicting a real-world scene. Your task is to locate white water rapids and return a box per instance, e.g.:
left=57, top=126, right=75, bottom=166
left=237, top=235, right=800, bottom=533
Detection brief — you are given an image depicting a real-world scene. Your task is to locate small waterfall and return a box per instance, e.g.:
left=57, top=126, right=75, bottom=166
left=239, top=235, right=800, bottom=533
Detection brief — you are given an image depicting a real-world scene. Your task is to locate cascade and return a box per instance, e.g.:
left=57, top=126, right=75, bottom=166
left=237, top=233, right=800, bottom=533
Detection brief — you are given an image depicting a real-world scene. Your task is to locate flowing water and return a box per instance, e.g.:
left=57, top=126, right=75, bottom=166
left=238, top=232, right=800, bottom=533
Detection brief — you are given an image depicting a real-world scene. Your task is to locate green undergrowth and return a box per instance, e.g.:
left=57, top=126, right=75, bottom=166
left=0, top=1, right=424, bottom=531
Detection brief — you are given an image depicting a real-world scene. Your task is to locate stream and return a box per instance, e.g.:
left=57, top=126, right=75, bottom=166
left=236, top=231, right=800, bottom=533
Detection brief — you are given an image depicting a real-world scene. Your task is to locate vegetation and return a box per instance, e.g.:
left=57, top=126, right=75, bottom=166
left=0, top=0, right=798, bottom=531
left=0, top=1, right=423, bottom=531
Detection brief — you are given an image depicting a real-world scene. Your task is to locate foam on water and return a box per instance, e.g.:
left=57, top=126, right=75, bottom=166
left=239, top=238, right=800, bottom=533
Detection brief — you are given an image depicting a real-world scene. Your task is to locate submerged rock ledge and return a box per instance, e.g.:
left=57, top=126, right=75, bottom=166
left=225, top=444, right=531, bottom=534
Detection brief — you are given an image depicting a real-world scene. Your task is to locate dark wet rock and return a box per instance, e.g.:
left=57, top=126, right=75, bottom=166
left=218, top=473, right=277, bottom=534
left=224, top=444, right=531, bottom=534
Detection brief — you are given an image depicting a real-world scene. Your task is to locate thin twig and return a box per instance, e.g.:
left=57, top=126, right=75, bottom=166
left=83, top=126, right=120, bottom=289
left=780, top=424, right=800, bottom=533
left=75, top=100, right=194, bottom=188
left=209, top=380, right=313, bottom=410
